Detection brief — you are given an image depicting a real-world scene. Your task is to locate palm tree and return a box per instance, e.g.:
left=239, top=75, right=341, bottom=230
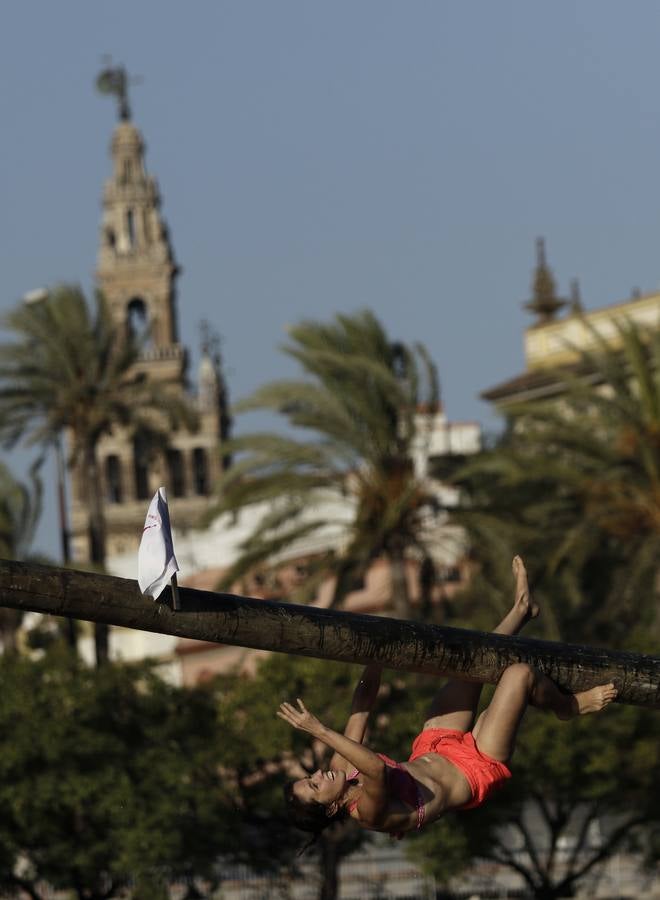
left=210, top=310, right=441, bottom=616
left=0, top=285, right=196, bottom=664
left=454, top=318, right=660, bottom=644
left=0, top=461, right=40, bottom=561
left=0, top=460, right=41, bottom=652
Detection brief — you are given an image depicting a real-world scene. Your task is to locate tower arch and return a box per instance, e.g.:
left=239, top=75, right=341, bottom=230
left=126, top=297, right=151, bottom=344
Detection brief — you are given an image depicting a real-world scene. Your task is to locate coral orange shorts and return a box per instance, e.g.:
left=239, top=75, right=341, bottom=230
left=409, top=728, right=511, bottom=810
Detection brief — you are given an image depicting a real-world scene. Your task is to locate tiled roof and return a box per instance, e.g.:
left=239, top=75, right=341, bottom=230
left=481, top=359, right=594, bottom=404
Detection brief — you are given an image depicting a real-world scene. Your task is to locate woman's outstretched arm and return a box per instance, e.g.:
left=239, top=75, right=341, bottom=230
left=329, top=663, right=383, bottom=771
left=278, top=697, right=389, bottom=826
left=277, top=698, right=386, bottom=780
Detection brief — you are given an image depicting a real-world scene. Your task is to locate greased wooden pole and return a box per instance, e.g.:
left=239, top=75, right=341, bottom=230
left=0, top=559, right=658, bottom=709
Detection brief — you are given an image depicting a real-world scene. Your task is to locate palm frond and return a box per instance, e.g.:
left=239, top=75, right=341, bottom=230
left=455, top=317, right=660, bottom=642
left=212, top=310, right=440, bottom=605
left=0, top=460, right=41, bottom=559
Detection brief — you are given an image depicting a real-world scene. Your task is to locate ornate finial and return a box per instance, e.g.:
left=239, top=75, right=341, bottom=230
left=96, top=61, right=136, bottom=121
left=199, top=319, right=220, bottom=363
left=569, top=278, right=583, bottom=315
left=523, top=237, right=567, bottom=325
left=198, top=320, right=232, bottom=448
left=199, top=319, right=210, bottom=356
left=536, top=236, right=546, bottom=268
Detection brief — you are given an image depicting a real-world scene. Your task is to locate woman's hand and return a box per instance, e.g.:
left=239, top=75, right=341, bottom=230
left=277, top=699, right=324, bottom=737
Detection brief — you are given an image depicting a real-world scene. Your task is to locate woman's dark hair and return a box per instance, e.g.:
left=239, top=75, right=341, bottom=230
left=283, top=781, right=349, bottom=850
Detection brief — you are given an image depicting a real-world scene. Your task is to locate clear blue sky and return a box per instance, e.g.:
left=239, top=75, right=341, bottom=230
left=3, top=1, right=660, bottom=558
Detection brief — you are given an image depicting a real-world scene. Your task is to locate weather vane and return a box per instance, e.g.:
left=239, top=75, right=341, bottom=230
left=96, top=58, right=141, bottom=121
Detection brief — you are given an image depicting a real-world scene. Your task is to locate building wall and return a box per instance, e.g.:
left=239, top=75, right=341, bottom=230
left=525, top=291, right=660, bottom=371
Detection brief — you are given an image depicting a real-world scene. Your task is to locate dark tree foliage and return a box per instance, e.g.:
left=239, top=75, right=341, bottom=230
left=0, top=650, right=236, bottom=900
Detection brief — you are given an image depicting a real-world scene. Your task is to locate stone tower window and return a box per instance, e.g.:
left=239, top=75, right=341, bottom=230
left=133, top=436, right=150, bottom=501
left=166, top=449, right=185, bottom=498
left=105, top=455, right=123, bottom=504
left=126, top=208, right=136, bottom=247
left=105, top=226, right=116, bottom=248
left=122, top=159, right=132, bottom=182
left=192, top=447, right=208, bottom=496
left=127, top=298, right=149, bottom=343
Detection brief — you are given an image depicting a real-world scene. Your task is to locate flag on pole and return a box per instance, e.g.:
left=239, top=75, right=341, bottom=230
left=138, top=487, right=180, bottom=603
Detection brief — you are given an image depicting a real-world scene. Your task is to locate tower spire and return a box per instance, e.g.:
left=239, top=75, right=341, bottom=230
left=198, top=321, right=232, bottom=444
left=523, top=237, right=567, bottom=326
left=96, top=100, right=179, bottom=351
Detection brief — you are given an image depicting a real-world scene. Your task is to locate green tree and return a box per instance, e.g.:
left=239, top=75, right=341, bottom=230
left=415, top=317, right=660, bottom=896
left=211, top=310, right=440, bottom=615
left=454, top=319, right=660, bottom=646
left=406, top=705, right=660, bottom=899
left=0, top=286, right=195, bottom=664
left=232, top=652, right=652, bottom=900
left=359, top=615, right=660, bottom=899
left=215, top=653, right=389, bottom=900
left=0, top=649, right=236, bottom=900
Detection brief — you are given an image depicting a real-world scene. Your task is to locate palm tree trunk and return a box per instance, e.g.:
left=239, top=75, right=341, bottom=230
left=2, top=559, right=659, bottom=708
left=328, top=559, right=360, bottom=608
left=319, top=833, right=339, bottom=900
left=83, top=443, right=109, bottom=666
left=389, top=544, right=410, bottom=619
left=418, top=554, right=436, bottom=622
left=63, top=617, right=78, bottom=652
left=56, top=435, right=78, bottom=652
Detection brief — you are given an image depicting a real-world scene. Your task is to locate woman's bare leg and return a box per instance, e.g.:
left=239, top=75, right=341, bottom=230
left=473, top=663, right=618, bottom=763
left=424, top=557, right=539, bottom=732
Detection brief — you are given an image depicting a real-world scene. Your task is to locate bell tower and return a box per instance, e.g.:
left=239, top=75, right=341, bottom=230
left=68, top=67, right=229, bottom=563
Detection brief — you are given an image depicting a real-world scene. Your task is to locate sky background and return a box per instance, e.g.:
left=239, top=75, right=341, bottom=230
left=3, top=1, right=660, bottom=558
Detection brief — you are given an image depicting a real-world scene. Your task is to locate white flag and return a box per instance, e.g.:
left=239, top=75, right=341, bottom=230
left=138, top=487, right=179, bottom=600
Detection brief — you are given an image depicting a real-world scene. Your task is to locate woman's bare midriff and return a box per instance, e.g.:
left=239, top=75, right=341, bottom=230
left=404, top=755, right=473, bottom=818
left=349, top=754, right=474, bottom=835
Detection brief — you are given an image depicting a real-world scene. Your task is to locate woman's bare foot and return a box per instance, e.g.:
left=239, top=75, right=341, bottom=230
left=558, top=683, right=618, bottom=719
left=493, top=556, right=540, bottom=636
left=511, top=555, right=539, bottom=623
